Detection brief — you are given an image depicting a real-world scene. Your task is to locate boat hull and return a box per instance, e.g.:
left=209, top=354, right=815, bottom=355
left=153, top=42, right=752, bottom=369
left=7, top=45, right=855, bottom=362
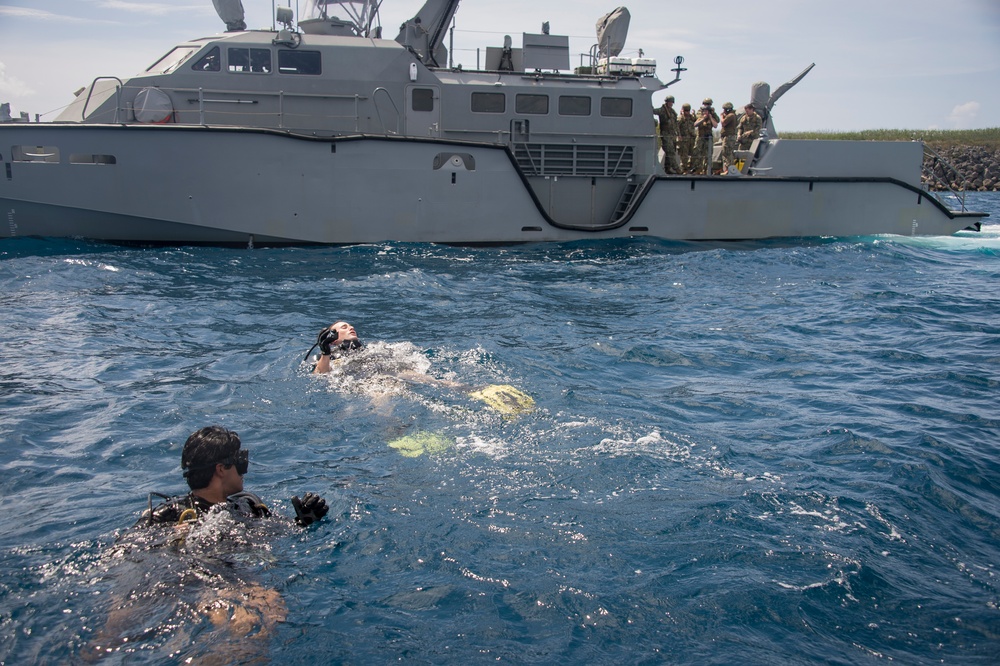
left=0, top=125, right=985, bottom=244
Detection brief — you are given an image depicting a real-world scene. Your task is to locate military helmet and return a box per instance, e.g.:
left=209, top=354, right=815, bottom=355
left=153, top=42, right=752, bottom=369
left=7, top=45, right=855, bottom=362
left=682, top=103, right=691, bottom=110
left=722, top=102, right=734, bottom=111
left=702, top=98, right=713, bottom=106
left=664, top=95, right=675, bottom=103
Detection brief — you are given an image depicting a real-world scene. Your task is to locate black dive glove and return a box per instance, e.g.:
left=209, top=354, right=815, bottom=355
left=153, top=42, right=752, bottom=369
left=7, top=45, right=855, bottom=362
left=291, top=492, right=329, bottom=526
left=317, top=329, right=339, bottom=356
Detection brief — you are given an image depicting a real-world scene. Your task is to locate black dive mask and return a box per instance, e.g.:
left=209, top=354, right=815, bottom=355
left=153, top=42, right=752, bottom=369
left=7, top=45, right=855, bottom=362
left=304, top=330, right=364, bottom=361
left=223, top=449, right=250, bottom=476
left=183, top=448, right=249, bottom=477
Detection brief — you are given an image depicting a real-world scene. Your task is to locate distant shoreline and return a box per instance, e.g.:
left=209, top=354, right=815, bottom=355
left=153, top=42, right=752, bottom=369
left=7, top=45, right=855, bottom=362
left=781, top=128, right=1000, bottom=192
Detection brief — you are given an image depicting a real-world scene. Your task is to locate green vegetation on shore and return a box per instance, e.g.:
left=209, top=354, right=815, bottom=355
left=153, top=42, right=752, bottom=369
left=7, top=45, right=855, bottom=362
left=781, top=128, right=1000, bottom=150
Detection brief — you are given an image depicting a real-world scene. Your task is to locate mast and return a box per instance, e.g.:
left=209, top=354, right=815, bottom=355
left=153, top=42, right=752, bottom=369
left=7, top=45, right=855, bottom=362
left=395, top=0, right=462, bottom=66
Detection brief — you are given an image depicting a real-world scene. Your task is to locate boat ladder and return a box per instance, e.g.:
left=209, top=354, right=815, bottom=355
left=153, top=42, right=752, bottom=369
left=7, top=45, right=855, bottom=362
left=921, top=143, right=971, bottom=213
left=611, top=177, right=642, bottom=222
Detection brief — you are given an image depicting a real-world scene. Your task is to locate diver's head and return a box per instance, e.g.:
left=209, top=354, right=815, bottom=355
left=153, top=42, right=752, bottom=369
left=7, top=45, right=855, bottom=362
left=181, top=425, right=248, bottom=493
left=318, top=321, right=363, bottom=354
left=327, top=321, right=359, bottom=345
left=306, top=321, right=363, bottom=365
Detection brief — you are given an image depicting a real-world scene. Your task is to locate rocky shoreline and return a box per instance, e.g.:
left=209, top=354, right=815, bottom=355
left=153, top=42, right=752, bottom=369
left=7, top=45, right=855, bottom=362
left=922, top=145, right=1000, bottom=192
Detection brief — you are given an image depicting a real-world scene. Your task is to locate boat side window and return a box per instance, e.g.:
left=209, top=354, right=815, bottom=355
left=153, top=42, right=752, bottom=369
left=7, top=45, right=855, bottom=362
left=278, top=50, right=322, bottom=75
left=69, top=153, right=117, bottom=165
left=516, top=94, right=548, bottom=115
left=191, top=46, right=221, bottom=72
left=471, top=92, right=505, bottom=113
left=228, top=48, right=272, bottom=73
left=559, top=95, right=591, bottom=116
left=412, top=88, right=434, bottom=112
left=146, top=46, right=201, bottom=74
left=600, top=97, right=633, bottom=117
left=11, top=145, right=60, bottom=163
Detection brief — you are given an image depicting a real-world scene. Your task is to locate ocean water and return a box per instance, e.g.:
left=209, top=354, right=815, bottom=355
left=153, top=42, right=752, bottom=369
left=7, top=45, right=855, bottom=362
left=1, top=193, right=999, bottom=665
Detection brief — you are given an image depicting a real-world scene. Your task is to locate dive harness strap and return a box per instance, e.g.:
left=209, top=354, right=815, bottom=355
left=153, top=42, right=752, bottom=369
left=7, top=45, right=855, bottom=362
left=146, top=490, right=270, bottom=525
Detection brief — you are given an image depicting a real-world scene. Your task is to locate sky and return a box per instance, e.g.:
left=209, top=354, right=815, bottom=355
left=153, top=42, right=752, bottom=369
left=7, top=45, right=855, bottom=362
left=1, top=0, right=998, bottom=132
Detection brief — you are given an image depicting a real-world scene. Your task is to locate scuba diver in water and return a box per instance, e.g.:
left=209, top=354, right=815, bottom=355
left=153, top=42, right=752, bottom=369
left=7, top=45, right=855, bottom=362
left=309, top=321, right=364, bottom=375
left=142, top=425, right=328, bottom=527
left=305, top=320, right=535, bottom=457
left=305, top=321, right=535, bottom=417
left=88, top=426, right=329, bottom=662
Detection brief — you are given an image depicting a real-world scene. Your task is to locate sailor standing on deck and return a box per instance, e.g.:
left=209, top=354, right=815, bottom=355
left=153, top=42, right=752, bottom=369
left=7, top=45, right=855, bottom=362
left=693, top=98, right=719, bottom=175
left=655, top=96, right=682, bottom=174
left=677, top=103, right=696, bottom=173
left=719, top=102, right=738, bottom=171
left=737, top=104, right=762, bottom=151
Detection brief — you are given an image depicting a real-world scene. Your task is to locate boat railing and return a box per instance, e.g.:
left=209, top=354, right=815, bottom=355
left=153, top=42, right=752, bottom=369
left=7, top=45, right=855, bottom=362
left=83, top=77, right=123, bottom=123
left=371, top=87, right=400, bottom=135
left=444, top=126, right=657, bottom=143
left=101, top=83, right=369, bottom=131
left=921, top=143, right=970, bottom=213
left=177, top=86, right=369, bottom=130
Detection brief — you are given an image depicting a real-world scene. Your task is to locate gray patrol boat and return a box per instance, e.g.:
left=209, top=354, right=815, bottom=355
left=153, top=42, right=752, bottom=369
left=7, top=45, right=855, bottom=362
left=0, top=0, right=987, bottom=244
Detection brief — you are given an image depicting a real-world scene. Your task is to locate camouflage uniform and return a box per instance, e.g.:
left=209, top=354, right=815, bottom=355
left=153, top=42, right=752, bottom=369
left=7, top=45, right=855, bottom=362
left=737, top=107, right=762, bottom=150
left=718, top=103, right=738, bottom=171
left=693, top=98, right=719, bottom=175
left=677, top=105, right=696, bottom=173
left=655, top=97, right=681, bottom=174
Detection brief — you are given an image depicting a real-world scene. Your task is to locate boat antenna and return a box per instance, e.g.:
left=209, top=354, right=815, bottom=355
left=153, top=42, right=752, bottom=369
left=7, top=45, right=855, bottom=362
left=660, top=55, right=686, bottom=89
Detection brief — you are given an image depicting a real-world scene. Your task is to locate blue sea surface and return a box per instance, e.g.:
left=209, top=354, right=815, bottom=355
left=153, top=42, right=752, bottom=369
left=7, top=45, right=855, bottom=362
left=1, top=193, right=999, bottom=664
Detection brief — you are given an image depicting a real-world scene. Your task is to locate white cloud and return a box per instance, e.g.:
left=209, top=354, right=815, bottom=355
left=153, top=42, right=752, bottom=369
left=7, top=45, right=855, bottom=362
left=0, top=6, right=114, bottom=24
left=0, top=61, right=36, bottom=100
left=97, top=1, right=209, bottom=16
left=0, top=7, right=62, bottom=20
left=947, top=101, right=980, bottom=129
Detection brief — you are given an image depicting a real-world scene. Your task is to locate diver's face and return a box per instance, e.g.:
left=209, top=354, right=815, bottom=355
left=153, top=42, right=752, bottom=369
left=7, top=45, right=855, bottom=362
left=330, top=321, right=358, bottom=342
left=220, top=458, right=244, bottom=496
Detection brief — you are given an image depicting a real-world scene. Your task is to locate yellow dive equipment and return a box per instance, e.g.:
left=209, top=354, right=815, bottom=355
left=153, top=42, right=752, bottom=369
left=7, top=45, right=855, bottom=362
left=468, top=384, right=534, bottom=416
left=388, top=431, right=453, bottom=457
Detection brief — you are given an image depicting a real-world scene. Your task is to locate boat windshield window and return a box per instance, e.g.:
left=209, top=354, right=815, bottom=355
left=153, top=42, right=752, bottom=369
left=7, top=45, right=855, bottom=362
left=559, top=96, right=591, bottom=116
left=278, top=50, right=322, bottom=75
left=600, top=97, right=633, bottom=118
left=471, top=92, right=505, bottom=114
left=147, top=46, right=201, bottom=74
left=228, top=48, right=272, bottom=73
left=516, top=94, right=548, bottom=115
left=192, top=46, right=221, bottom=72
